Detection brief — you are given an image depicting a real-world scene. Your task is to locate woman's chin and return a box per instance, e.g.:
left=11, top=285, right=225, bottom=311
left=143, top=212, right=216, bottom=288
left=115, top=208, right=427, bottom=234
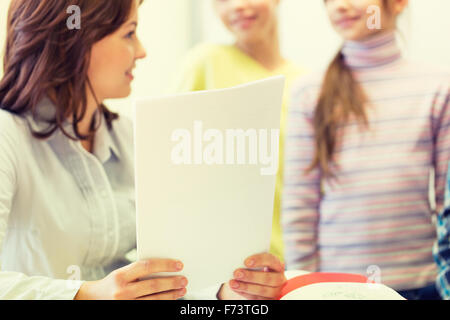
left=107, top=87, right=132, bottom=100
left=334, top=24, right=377, bottom=42
left=236, top=32, right=264, bottom=47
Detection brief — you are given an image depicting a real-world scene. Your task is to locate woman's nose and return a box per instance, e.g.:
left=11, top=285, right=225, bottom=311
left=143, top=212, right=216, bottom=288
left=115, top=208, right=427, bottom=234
left=135, top=39, right=147, bottom=60
left=231, top=0, right=251, bottom=12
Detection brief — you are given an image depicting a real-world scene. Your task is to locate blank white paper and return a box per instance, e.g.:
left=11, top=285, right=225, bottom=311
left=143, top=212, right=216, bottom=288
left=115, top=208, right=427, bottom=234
left=134, top=76, right=285, bottom=292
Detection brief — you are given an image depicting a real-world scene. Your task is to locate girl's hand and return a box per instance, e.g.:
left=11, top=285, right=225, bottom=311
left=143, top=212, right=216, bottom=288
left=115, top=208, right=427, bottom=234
left=218, top=253, right=286, bottom=300
left=75, top=259, right=188, bottom=300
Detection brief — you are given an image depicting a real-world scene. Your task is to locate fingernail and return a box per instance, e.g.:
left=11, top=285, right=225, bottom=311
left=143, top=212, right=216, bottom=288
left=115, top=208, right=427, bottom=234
left=235, top=271, right=244, bottom=279
left=231, top=281, right=240, bottom=289
left=179, top=288, right=186, bottom=297
left=246, top=259, right=254, bottom=267
left=180, top=277, right=188, bottom=287
left=176, top=261, right=183, bottom=270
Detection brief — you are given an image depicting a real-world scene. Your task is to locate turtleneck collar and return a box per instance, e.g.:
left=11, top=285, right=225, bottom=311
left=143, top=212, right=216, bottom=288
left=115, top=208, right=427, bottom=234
left=342, top=31, right=402, bottom=70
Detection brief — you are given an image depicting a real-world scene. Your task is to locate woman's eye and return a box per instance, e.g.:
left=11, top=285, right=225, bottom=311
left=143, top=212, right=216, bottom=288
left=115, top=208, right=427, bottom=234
left=126, top=31, right=135, bottom=39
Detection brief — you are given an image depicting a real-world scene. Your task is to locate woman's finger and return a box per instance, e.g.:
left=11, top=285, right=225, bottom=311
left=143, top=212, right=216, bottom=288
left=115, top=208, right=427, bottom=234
left=136, top=288, right=187, bottom=300
left=229, top=280, right=282, bottom=299
left=244, top=253, right=284, bottom=272
left=233, top=269, right=286, bottom=287
left=126, top=276, right=188, bottom=298
left=119, top=259, right=184, bottom=283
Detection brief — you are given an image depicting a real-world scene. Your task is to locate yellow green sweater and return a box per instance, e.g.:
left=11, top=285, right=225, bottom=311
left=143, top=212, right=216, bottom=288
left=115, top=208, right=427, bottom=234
left=172, top=43, right=305, bottom=261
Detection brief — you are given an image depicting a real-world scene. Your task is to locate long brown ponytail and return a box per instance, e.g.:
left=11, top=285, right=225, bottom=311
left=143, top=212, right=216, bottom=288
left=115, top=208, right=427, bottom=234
left=309, top=0, right=396, bottom=177
left=307, top=50, right=368, bottom=177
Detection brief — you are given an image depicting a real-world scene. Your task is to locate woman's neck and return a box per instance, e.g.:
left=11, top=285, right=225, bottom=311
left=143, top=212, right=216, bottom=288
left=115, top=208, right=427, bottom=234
left=342, top=30, right=402, bottom=70
left=235, top=24, right=285, bottom=71
left=78, top=92, right=101, bottom=152
left=45, top=88, right=100, bottom=153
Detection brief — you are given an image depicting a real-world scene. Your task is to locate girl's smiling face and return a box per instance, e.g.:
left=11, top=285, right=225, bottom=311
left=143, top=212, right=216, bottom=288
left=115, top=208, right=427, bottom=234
left=214, top=0, right=280, bottom=45
left=88, top=0, right=147, bottom=101
left=324, top=0, right=408, bottom=41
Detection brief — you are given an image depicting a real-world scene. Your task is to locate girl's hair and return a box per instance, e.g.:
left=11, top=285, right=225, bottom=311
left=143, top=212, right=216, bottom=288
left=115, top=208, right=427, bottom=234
left=309, top=0, right=395, bottom=177
left=0, top=0, right=141, bottom=141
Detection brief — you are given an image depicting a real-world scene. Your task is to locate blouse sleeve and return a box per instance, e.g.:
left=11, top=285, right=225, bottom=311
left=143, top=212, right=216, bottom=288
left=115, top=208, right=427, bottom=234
left=0, top=113, right=84, bottom=299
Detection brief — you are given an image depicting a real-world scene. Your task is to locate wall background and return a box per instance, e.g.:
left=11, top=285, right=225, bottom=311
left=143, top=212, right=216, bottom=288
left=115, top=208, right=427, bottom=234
left=1, top=0, right=449, bottom=119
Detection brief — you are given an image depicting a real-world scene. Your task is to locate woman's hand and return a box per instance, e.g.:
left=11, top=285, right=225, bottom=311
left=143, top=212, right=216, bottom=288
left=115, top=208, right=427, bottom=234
left=74, top=259, right=188, bottom=300
left=218, top=253, right=286, bottom=300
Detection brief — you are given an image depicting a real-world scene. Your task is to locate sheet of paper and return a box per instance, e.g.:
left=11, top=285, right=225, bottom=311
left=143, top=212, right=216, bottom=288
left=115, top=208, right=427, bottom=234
left=134, top=76, right=285, bottom=292
left=281, top=282, right=405, bottom=300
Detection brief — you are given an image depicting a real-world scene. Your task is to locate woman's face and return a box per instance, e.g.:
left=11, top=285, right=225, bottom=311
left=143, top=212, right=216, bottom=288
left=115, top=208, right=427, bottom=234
left=214, top=0, right=280, bottom=45
left=88, top=0, right=146, bottom=101
left=324, top=0, right=406, bottom=41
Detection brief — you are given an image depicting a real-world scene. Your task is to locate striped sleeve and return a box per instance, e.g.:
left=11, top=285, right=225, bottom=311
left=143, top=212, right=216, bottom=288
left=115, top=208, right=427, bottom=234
left=281, top=82, right=321, bottom=271
left=432, top=79, right=450, bottom=214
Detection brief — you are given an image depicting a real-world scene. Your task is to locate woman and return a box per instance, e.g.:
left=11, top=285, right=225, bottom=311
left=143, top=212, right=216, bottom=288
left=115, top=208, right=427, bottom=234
left=282, top=0, right=449, bottom=299
left=174, top=0, right=305, bottom=262
left=0, top=0, right=285, bottom=300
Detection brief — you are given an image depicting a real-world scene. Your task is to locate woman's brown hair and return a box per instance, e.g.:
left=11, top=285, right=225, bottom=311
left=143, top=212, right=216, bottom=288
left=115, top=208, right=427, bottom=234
left=0, top=0, right=141, bottom=140
left=309, top=0, right=394, bottom=177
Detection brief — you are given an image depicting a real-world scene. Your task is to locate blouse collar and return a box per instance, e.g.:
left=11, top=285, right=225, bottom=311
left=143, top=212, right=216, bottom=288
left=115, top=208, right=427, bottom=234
left=26, top=97, right=121, bottom=163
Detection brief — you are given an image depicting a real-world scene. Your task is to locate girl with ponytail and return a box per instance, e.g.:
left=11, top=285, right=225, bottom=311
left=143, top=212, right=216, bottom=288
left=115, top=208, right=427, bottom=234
left=282, top=0, right=449, bottom=299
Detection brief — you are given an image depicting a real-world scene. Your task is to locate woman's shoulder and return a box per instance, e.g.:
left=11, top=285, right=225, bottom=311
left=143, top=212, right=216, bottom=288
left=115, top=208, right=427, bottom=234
left=289, top=69, right=327, bottom=112
left=173, top=43, right=238, bottom=92
left=188, top=43, right=235, bottom=56
left=291, top=69, right=327, bottom=93
left=0, top=110, right=30, bottom=161
left=183, top=43, right=247, bottom=69
left=183, top=43, right=226, bottom=64
left=400, top=59, right=450, bottom=87
left=281, top=59, right=308, bottom=79
left=0, top=109, right=28, bottom=140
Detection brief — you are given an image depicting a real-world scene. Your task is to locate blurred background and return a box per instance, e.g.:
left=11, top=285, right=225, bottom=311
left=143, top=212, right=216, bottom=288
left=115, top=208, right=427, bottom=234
left=1, top=0, right=449, bottom=119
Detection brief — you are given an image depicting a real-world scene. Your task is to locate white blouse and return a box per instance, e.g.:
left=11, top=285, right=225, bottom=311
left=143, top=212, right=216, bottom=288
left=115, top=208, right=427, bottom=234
left=0, top=98, right=136, bottom=299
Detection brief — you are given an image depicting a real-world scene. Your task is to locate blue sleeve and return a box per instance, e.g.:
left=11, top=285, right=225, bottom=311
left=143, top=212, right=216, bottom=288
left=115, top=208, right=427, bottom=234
left=434, top=162, right=450, bottom=299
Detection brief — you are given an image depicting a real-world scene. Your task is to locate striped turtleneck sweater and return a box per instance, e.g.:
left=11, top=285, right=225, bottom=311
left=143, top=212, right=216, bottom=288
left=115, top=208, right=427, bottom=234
left=282, top=32, right=450, bottom=291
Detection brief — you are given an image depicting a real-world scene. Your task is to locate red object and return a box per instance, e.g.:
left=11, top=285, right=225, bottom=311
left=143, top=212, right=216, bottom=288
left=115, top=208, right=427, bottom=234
left=278, top=272, right=369, bottom=300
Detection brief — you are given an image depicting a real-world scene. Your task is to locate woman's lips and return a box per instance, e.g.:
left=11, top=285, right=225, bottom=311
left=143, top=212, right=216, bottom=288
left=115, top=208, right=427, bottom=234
left=334, top=16, right=361, bottom=29
left=233, top=16, right=257, bottom=29
left=125, top=71, right=134, bottom=81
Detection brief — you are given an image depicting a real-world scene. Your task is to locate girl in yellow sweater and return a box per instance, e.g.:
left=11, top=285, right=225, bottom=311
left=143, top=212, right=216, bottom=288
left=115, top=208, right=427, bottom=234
left=174, top=0, right=305, bottom=262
